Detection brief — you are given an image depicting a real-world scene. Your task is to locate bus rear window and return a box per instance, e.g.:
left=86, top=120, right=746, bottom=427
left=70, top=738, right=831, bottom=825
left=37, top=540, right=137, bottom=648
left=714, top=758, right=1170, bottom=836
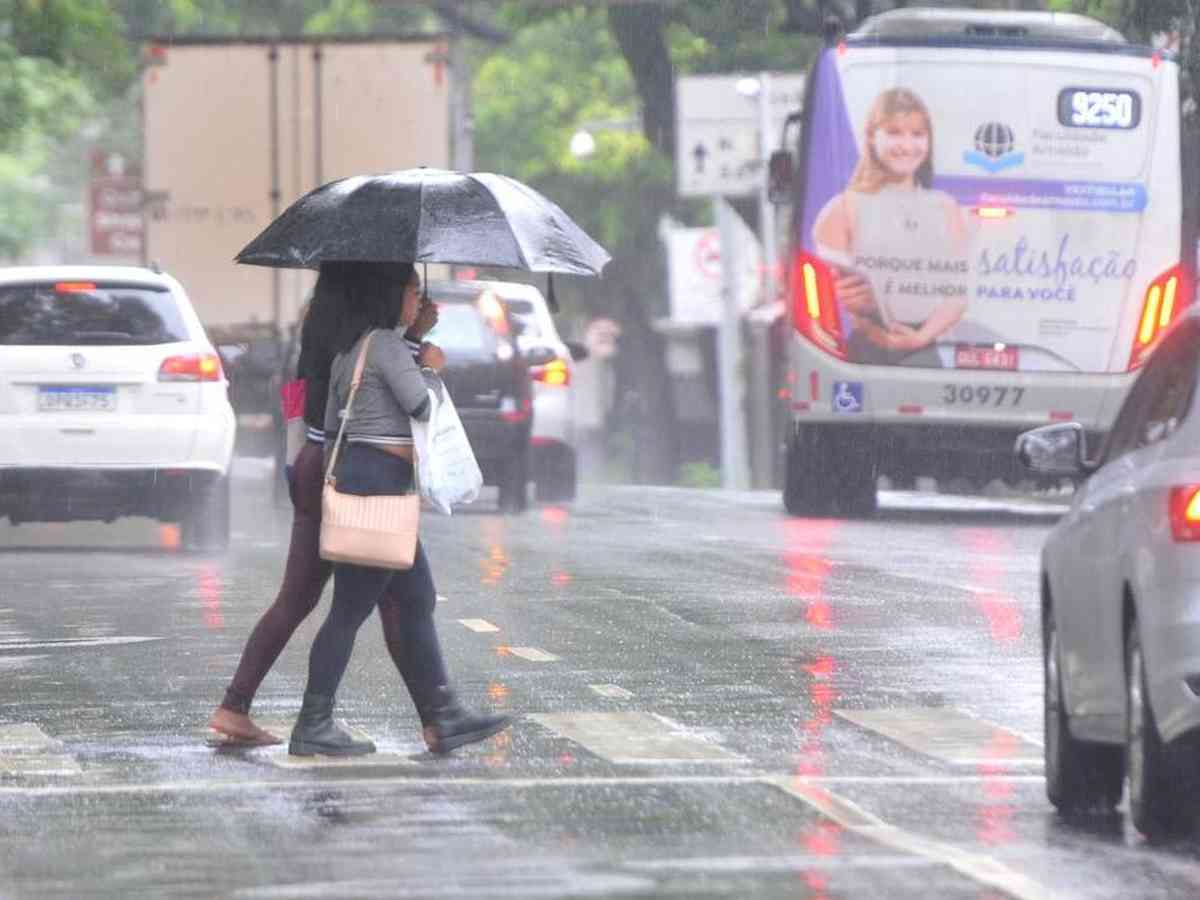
left=0, top=282, right=189, bottom=346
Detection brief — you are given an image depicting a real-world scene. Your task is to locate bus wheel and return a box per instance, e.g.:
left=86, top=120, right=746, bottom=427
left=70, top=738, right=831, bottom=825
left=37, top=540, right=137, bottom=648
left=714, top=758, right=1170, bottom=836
left=784, top=426, right=876, bottom=518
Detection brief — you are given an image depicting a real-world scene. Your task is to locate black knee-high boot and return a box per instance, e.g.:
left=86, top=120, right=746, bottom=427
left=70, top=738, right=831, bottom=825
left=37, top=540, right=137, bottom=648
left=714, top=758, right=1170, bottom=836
left=423, top=686, right=512, bottom=755
left=289, top=692, right=376, bottom=756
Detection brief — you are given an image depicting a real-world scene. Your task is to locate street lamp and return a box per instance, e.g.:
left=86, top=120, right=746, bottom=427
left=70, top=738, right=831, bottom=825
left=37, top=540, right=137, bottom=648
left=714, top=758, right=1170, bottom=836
left=569, top=129, right=597, bottom=158
left=735, top=76, right=762, bottom=98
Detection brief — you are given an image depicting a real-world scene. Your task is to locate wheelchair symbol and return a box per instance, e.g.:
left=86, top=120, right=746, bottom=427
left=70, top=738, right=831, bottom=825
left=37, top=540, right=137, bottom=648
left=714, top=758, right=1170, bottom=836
left=832, top=381, right=863, bottom=414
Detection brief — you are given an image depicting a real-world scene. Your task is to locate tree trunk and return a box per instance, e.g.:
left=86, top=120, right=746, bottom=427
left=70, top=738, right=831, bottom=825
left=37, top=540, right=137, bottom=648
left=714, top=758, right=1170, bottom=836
left=607, top=4, right=675, bottom=158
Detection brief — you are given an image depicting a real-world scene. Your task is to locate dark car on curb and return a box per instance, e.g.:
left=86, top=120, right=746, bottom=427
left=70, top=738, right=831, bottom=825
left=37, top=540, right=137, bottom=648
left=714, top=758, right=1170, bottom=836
left=426, top=281, right=534, bottom=514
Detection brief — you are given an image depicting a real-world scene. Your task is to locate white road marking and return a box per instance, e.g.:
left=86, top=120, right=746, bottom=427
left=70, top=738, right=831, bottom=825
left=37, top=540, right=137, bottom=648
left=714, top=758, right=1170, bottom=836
left=625, top=854, right=935, bottom=874
left=457, top=618, right=500, bottom=633
left=506, top=646, right=559, bottom=662
left=835, top=707, right=1042, bottom=767
left=436, top=594, right=448, bottom=604
left=0, top=772, right=1045, bottom=798
left=268, top=753, right=419, bottom=770
left=0, top=723, right=65, bottom=752
left=774, top=778, right=1054, bottom=900
left=0, top=723, right=82, bottom=777
left=0, top=636, right=162, bottom=651
left=531, top=712, right=741, bottom=764
left=588, top=684, right=634, bottom=699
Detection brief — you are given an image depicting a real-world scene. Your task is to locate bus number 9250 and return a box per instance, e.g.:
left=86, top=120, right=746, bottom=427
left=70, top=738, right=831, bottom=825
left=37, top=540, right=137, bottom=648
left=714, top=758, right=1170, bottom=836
left=942, top=385, right=1025, bottom=407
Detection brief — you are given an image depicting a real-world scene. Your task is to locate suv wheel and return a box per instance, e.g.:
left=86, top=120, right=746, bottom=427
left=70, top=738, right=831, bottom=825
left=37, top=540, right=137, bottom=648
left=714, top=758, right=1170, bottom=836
left=1043, top=605, right=1123, bottom=814
left=498, top=449, right=529, bottom=515
left=784, top=427, right=876, bottom=518
left=182, top=475, right=231, bottom=552
left=535, top=446, right=577, bottom=503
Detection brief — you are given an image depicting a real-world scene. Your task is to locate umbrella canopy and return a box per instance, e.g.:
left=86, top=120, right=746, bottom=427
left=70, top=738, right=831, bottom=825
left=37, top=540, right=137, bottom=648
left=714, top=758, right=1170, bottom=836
left=235, top=168, right=610, bottom=277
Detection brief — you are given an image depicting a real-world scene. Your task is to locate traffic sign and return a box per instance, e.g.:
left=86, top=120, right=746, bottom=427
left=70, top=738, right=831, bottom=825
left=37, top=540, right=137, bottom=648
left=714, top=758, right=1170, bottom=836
left=89, top=150, right=143, bottom=257
left=666, top=220, right=761, bottom=326
left=675, top=73, right=805, bottom=198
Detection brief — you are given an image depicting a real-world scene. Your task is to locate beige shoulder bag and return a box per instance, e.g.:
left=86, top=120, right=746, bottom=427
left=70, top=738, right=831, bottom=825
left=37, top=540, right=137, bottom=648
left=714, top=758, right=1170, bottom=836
left=319, top=330, right=420, bottom=570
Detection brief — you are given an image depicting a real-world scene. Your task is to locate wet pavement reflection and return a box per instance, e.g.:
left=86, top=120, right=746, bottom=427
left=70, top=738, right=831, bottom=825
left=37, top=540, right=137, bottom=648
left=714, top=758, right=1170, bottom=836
left=3, top=479, right=1200, bottom=897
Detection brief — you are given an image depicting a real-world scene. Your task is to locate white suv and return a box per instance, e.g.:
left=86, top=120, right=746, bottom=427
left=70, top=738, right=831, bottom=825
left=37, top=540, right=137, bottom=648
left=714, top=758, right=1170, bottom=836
left=0, top=266, right=236, bottom=549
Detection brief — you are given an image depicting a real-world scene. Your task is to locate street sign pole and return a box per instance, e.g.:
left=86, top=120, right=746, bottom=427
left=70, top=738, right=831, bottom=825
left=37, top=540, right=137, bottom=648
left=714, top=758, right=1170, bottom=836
left=753, top=72, right=779, bottom=490
left=717, top=198, right=750, bottom=490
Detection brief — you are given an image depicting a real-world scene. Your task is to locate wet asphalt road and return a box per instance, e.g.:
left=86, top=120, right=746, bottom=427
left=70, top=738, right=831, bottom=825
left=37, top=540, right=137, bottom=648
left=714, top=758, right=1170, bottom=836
left=2, top=465, right=1200, bottom=898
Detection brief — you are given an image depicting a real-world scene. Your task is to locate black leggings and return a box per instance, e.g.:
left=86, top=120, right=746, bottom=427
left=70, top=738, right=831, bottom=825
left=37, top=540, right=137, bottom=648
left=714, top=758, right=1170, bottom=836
left=304, top=541, right=448, bottom=722
left=221, top=442, right=441, bottom=720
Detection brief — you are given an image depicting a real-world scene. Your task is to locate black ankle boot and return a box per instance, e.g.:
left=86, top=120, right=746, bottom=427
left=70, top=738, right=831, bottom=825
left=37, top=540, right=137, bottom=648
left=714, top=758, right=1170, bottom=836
left=423, top=687, right=512, bottom=755
left=289, top=692, right=376, bottom=757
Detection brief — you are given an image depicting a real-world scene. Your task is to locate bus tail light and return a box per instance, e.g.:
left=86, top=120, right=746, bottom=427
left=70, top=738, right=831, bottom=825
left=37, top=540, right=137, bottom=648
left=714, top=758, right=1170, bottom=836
left=1130, top=264, right=1190, bottom=370
left=159, top=353, right=223, bottom=382
left=1169, top=485, right=1200, bottom=542
left=789, top=251, right=847, bottom=360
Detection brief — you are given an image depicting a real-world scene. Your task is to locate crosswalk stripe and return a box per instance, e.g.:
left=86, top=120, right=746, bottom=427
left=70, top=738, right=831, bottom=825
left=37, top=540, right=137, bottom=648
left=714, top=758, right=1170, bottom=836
left=506, top=646, right=559, bottom=662
left=774, top=777, right=1053, bottom=900
left=458, top=618, right=500, bottom=633
left=588, top=684, right=634, bottom=699
left=0, top=723, right=82, bottom=777
left=0, top=773, right=1044, bottom=799
left=835, top=707, right=1042, bottom=767
left=531, top=712, right=741, bottom=764
left=0, top=636, right=161, bottom=650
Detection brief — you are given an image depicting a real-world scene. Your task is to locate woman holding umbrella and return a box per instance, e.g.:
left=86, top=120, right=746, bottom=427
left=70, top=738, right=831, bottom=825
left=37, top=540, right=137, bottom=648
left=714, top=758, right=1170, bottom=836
left=287, top=261, right=511, bottom=755
left=208, top=260, right=504, bottom=753
left=214, top=168, right=609, bottom=753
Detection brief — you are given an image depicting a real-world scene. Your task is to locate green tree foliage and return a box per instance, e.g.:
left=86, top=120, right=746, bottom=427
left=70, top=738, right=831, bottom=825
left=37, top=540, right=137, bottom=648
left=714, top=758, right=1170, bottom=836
left=0, top=1, right=133, bottom=260
left=115, top=0, right=436, bottom=37
left=0, top=0, right=131, bottom=150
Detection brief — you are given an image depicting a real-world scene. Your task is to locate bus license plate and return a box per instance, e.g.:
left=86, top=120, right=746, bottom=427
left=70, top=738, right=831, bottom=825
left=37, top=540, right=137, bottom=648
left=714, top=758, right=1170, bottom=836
left=955, top=345, right=1019, bottom=370
left=38, top=385, right=117, bottom=412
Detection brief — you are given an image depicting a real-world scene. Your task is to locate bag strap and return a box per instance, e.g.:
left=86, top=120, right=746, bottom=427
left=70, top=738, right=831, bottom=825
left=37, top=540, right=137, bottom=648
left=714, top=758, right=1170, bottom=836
left=324, top=330, right=376, bottom=485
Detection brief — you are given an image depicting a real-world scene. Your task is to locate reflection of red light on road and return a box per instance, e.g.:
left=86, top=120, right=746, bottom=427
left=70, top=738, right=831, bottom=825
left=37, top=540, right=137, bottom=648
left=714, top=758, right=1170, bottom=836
left=199, top=567, right=223, bottom=630
left=781, top=520, right=841, bottom=630
left=541, top=507, right=569, bottom=526
left=806, top=600, right=832, bottom=628
left=978, top=592, right=1022, bottom=642
left=804, top=657, right=835, bottom=679
left=795, top=656, right=838, bottom=777
left=960, top=528, right=1023, bottom=644
left=551, top=571, right=573, bottom=587
left=481, top=544, right=509, bottom=586
left=976, top=729, right=1017, bottom=846
left=803, top=821, right=842, bottom=856
left=798, top=818, right=842, bottom=898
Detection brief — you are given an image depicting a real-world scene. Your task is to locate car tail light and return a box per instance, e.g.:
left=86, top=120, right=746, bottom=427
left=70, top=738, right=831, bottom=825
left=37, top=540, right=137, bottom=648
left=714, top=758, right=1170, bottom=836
left=1130, top=264, right=1190, bottom=370
left=1169, top=485, right=1200, bottom=542
left=532, top=357, right=570, bottom=387
left=500, top=395, right=531, bottom=423
left=55, top=282, right=97, bottom=293
left=789, top=251, right=847, bottom=360
left=159, top=353, right=223, bottom=382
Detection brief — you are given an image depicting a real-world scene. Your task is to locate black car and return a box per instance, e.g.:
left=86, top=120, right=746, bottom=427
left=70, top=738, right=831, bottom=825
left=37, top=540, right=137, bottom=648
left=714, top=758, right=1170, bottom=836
left=426, top=282, right=534, bottom=513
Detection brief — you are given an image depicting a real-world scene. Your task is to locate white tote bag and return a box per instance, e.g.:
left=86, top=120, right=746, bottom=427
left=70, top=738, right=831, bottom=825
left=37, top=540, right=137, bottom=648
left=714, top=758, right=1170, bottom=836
left=411, top=382, right=483, bottom=515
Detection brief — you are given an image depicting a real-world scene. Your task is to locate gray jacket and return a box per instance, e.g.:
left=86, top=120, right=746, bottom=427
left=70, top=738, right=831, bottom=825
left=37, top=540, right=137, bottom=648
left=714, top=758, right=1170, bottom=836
left=325, top=329, right=433, bottom=447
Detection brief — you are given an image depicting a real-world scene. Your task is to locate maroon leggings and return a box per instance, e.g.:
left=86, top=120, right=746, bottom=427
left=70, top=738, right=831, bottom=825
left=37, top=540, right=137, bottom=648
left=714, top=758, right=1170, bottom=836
left=220, top=440, right=444, bottom=721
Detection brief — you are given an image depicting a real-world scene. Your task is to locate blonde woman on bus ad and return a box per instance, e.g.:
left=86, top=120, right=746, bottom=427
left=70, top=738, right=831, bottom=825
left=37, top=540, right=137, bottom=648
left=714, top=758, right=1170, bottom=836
left=813, top=87, right=970, bottom=366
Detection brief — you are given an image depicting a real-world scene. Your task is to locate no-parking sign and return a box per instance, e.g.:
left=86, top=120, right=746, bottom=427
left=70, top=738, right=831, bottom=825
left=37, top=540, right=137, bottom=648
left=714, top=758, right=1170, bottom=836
left=666, top=221, right=762, bottom=325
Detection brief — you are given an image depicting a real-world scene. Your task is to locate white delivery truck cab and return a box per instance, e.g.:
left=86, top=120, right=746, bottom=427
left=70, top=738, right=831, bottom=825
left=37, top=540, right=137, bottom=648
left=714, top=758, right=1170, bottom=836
left=779, top=8, right=1189, bottom=515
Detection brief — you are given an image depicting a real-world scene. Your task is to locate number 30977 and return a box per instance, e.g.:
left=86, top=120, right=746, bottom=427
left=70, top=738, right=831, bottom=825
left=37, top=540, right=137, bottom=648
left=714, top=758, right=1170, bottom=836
left=942, top=385, right=1025, bottom=406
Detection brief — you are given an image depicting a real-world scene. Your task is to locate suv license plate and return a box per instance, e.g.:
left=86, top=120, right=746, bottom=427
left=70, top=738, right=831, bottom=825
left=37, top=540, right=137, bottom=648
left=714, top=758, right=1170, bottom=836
left=955, top=345, right=1019, bottom=370
left=38, top=385, right=117, bottom=412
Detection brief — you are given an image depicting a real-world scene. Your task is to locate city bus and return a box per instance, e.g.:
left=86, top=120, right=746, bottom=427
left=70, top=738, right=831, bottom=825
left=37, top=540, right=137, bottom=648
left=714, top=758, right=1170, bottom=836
left=776, top=8, right=1190, bottom=515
